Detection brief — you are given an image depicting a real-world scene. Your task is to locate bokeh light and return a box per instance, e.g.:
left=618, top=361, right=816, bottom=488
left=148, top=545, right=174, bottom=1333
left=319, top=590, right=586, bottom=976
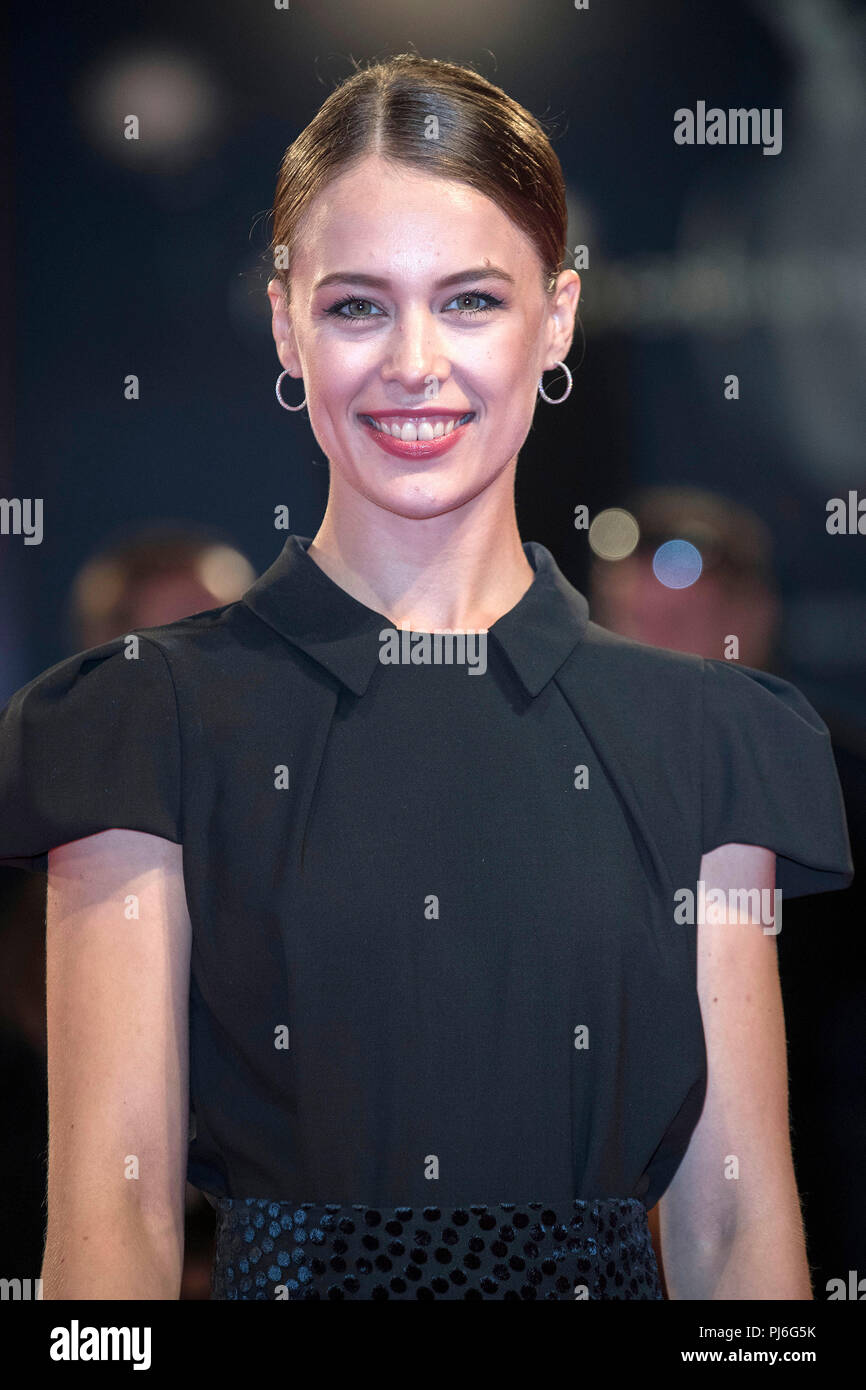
left=76, top=47, right=223, bottom=169
left=588, top=508, right=640, bottom=561
left=196, top=546, right=256, bottom=602
left=652, top=539, right=703, bottom=590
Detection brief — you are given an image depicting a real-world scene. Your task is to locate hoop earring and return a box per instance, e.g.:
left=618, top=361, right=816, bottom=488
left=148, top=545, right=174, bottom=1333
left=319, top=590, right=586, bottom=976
left=275, top=370, right=307, bottom=412
left=538, top=361, right=572, bottom=404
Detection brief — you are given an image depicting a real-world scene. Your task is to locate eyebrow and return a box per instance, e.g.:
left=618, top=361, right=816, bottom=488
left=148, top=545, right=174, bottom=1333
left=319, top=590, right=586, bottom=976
left=313, top=265, right=516, bottom=293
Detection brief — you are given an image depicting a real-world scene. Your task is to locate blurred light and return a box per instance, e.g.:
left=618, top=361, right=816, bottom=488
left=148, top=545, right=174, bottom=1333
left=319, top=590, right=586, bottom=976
left=588, top=508, right=640, bottom=561
left=196, top=545, right=256, bottom=602
left=76, top=47, right=222, bottom=169
left=75, top=559, right=125, bottom=621
left=652, top=540, right=703, bottom=590
left=584, top=251, right=865, bottom=336
left=564, top=185, right=600, bottom=264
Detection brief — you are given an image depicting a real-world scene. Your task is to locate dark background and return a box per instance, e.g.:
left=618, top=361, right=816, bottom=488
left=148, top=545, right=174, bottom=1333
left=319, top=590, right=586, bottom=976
left=1, top=0, right=864, bottom=1297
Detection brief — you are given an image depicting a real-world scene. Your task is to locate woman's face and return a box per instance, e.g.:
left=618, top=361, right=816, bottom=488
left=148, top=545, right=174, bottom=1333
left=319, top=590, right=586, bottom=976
left=269, top=153, right=580, bottom=519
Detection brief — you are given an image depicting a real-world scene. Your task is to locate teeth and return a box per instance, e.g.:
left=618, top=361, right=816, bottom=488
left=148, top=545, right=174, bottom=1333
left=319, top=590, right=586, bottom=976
left=363, top=414, right=472, bottom=441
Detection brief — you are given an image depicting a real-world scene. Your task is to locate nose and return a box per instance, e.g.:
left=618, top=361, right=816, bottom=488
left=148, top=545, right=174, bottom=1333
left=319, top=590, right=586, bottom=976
left=379, top=304, right=451, bottom=397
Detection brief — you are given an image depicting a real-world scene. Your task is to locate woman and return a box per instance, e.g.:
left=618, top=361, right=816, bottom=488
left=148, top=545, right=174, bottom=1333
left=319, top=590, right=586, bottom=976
left=0, top=54, right=853, bottom=1300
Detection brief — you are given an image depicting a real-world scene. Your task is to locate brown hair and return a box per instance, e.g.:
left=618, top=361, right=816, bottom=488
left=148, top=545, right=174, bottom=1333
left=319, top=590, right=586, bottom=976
left=269, top=52, right=568, bottom=304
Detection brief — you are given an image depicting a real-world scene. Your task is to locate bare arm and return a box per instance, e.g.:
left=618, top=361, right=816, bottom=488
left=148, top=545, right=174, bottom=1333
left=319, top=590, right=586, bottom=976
left=658, top=843, right=812, bottom=1300
left=41, top=829, right=191, bottom=1299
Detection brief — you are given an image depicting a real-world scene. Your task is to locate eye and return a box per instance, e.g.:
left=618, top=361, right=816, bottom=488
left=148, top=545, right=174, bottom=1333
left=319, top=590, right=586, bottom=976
left=444, top=291, right=504, bottom=318
left=325, top=297, right=383, bottom=321
left=323, top=289, right=505, bottom=326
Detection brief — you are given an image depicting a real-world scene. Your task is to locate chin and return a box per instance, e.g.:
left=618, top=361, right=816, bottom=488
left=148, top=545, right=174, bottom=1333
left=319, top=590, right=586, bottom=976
left=374, top=471, right=495, bottom=518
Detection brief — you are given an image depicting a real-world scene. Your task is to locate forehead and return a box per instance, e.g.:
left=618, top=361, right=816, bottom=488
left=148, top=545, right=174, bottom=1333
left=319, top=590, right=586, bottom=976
left=291, top=154, right=539, bottom=287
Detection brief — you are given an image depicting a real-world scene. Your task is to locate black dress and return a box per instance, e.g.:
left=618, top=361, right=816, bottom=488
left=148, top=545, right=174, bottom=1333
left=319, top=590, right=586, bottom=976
left=0, top=535, right=854, bottom=1300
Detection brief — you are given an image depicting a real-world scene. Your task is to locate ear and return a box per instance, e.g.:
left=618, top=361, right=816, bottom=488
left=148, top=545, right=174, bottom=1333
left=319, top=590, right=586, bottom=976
left=267, top=278, right=301, bottom=376
left=543, top=270, right=581, bottom=373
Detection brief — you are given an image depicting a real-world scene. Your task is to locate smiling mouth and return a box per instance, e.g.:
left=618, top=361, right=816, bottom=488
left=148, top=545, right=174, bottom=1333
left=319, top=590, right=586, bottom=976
left=358, top=412, right=474, bottom=441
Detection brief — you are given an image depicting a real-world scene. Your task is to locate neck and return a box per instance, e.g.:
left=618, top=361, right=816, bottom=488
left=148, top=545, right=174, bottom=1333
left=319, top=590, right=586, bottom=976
left=307, top=491, right=534, bottom=633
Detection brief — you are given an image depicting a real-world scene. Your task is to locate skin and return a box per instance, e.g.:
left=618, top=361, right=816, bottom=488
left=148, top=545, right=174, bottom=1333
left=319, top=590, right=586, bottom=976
left=659, top=844, right=812, bottom=1299
left=43, top=831, right=190, bottom=1298
left=267, top=153, right=580, bottom=633
left=41, top=153, right=811, bottom=1299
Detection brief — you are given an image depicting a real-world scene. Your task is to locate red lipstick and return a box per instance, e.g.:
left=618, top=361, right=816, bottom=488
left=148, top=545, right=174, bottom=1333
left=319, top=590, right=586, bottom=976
left=358, top=409, right=475, bottom=460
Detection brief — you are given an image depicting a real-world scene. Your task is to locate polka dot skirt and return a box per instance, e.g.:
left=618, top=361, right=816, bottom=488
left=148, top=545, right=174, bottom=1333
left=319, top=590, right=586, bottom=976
left=210, top=1197, right=664, bottom=1300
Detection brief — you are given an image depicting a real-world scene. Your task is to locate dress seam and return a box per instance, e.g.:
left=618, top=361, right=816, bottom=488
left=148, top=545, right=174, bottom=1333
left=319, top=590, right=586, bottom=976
left=138, top=633, right=185, bottom=845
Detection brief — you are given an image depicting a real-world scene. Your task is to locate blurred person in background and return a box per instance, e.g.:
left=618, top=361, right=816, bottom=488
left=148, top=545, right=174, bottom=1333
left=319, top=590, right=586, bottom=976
left=0, top=523, right=254, bottom=1300
left=589, top=487, right=779, bottom=668
left=589, top=486, right=866, bottom=1293
left=68, top=523, right=257, bottom=653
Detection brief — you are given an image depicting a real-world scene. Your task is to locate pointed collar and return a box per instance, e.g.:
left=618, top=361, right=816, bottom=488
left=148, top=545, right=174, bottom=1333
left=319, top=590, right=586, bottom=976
left=241, top=533, right=589, bottom=698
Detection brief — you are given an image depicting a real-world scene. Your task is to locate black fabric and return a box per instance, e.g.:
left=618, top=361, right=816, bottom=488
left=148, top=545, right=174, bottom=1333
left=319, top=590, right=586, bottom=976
left=700, top=657, right=854, bottom=898
left=0, top=535, right=853, bottom=1219
left=0, top=637, right=181, bottom=870
left=208, top=1197, right=664, bottom=1300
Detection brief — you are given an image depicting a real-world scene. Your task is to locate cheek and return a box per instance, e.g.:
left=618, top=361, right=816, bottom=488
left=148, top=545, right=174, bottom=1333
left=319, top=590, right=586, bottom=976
left=474, top=321, right=543, bottom=394
left=485, top=358, right=542, bottom=428
left=304, top=332, right=370, bottom=396
left=302, top=354, right=362, bottom=441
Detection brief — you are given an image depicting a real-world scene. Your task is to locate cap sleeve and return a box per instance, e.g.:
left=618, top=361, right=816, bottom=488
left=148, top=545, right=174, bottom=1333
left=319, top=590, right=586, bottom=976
left=701, top=657, right=853, bottom=897
left=0, top=635, right=181, bottom=870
